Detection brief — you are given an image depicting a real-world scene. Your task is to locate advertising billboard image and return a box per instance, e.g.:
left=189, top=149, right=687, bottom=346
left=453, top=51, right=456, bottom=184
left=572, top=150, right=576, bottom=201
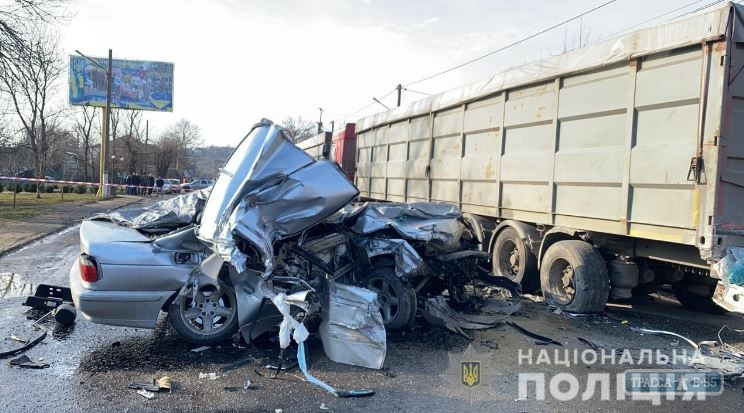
left=69, top=55, right=174, bottom=112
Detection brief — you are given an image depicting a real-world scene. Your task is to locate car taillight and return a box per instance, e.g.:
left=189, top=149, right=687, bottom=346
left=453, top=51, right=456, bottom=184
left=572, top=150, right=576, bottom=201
left=79, top=254, right=99, bottom=282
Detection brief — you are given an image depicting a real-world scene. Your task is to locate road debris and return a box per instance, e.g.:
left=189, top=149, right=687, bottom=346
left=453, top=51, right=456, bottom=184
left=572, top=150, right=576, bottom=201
left=155, top=376, right=172, bottom=392
left=22, top=284, right=73, bottom=311
left=190, top=345, right=210, bottom=353
left=128, top=381, right=160, bottom=392
left=223, top=379, right=257, bottom=392
left=199, top=372, right=219, bottom=380
left=8, top=354, right=49, bottom=369
left=632, top=327, right=698, bottom=349
left=137, top=389, right=156, bottom=400
left=718, top=325, right=744, bottom=349
left=219, top=356, right=255, bottom=372
left=9, top=334, right=28, bottom=344
left=53, top=303, right=76, bottom=325
left=0, top=324, right=47, bottom=359
left=577, top=337, right=600, bottom=351
left=507, top=321, right=562, bottom=346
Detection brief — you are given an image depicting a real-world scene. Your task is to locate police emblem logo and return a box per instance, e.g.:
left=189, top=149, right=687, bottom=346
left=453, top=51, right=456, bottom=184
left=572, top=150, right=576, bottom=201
left=461, top=361, right=480, bottom=388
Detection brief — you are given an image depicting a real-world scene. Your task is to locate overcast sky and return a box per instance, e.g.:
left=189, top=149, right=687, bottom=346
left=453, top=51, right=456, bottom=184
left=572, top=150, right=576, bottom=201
left=58, top=0, right=723, bottom=147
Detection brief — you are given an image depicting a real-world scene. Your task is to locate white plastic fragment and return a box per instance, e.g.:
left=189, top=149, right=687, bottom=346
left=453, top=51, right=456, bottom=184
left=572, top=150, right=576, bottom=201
left=137, top=389, right=155, bottom=399
left=199, top=372, right=219, bottom=380
left=271, top=292, right=310, bottom=349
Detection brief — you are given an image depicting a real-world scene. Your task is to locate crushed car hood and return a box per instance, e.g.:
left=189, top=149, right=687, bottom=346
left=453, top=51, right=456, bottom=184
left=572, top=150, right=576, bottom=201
left=198, top=119, right=359, bottom=275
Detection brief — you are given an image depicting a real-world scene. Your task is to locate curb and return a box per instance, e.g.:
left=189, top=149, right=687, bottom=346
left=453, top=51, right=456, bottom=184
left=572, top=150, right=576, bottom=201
left=0, top=196, right=145, bottom=258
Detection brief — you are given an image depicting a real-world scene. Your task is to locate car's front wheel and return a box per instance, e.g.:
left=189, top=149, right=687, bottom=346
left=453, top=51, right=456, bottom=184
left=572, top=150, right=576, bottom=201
left=168, top=283, right=239, bottom=345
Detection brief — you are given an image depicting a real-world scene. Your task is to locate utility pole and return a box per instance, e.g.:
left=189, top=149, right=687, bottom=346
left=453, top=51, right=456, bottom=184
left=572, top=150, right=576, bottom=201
left=77, top=48, right=113, bottom=198
left=396, top=83, right=402, bottom=107
left=317, top=107, right=324, bottom=134
left=144, top=120, right=149, bottom=174
left=104, top=49, right=112, bottom=196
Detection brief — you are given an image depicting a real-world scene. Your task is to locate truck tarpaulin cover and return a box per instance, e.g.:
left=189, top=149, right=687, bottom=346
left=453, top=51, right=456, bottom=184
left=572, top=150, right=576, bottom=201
left=356, top=2, right=744, bottom=132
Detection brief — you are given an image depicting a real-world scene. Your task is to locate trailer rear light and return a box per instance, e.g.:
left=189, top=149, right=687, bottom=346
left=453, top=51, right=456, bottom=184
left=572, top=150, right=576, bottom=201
left=79, top=254, right=99, bottom=282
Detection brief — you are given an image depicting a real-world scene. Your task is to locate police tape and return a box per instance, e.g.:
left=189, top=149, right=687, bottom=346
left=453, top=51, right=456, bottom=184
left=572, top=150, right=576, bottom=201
left=0, top=175, right=165, bottom=191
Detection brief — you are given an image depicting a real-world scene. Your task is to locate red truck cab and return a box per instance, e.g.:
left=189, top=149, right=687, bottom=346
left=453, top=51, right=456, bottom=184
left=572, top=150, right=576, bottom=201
left=329, top=123, right=356, bottom=182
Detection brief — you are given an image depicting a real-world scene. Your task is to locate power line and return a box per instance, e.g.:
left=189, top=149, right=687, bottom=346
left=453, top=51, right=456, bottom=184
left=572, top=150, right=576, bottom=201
left=403, top=88, right=431, bottom=96
left=670, top=0, right=725, bottom=18
left=343, top=87, right=397, bottom=119
left=404, top=0, right=619, bottom=87
left=596, top=0, right=705, bottom=41
left=352, top=0, right=727, bottom=119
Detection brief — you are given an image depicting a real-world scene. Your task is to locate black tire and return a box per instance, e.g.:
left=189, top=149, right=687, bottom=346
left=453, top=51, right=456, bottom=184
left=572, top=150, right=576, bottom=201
left=539, top=240, right=609, bottom=313
left=365, top=268, right=416, bottom=330
left=493, top=227, right=539, bottom=292
left=672, top=278, right=727, bottom=314
left=168, top=283, right=239, bottom=345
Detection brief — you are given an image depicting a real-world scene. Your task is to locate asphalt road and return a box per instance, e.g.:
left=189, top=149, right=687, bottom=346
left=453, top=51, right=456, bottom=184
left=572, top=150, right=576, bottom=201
left=1, top=225, right=744, bottom=412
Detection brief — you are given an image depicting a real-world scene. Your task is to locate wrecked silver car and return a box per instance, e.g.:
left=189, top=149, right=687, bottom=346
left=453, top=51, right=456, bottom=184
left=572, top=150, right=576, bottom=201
left=70, top=119, right=519, bottom=371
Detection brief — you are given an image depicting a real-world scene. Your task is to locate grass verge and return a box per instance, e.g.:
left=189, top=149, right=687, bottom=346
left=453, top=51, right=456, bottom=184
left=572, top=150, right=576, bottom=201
left=0, top=192, right=99, bottom=219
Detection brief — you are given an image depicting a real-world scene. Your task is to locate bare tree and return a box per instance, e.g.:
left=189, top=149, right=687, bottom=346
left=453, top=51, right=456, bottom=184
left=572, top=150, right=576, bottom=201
left=152, top=119, right=202, bottom=178
left=113, top=110, right=144, bottom=173
left=280, top=116, right=316, bottom=143
left=0, top=25, right=63, bottom=197
left=165, top=119, right=203, bottom=148
left=153, top=134, right=180, bottom=178
left=72, top=106, right=99, bottom=181
left=0, top=1, right=68, bottom=67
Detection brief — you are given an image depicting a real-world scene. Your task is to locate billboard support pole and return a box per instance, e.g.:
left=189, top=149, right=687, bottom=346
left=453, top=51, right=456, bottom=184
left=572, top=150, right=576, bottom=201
left=103, top=48, right=113, bottom=197
left=98, top=107, right=107, bottom=197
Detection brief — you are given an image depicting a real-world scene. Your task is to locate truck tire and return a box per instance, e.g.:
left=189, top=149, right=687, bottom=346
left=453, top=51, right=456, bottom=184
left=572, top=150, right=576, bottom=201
left=493, top=227, right=539, bottom=292
left=540, top=240, right=609, bottom=313
left=365, top=268, right=417, bottom=330
left=672, top=277, right=727, bottom=314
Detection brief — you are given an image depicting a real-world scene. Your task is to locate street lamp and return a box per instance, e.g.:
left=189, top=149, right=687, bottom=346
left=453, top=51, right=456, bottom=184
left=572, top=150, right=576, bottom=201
left=75, top=49, right=112, bottom=198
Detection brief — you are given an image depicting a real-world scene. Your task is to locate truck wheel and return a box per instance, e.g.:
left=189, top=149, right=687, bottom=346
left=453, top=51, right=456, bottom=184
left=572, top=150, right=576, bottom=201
left=493, top=227, right=539, bottom=292
left=540, top=240, right=609, bottom=313
left=672, top=277, right=727, bottom=314
left=168, top=283, right=239, bottom=345
left=365, top=268, right=416, bottom=330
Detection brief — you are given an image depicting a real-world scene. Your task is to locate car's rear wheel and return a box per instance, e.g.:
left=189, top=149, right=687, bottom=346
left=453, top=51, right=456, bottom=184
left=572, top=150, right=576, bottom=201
left=168, top=283, right=238, bottom=345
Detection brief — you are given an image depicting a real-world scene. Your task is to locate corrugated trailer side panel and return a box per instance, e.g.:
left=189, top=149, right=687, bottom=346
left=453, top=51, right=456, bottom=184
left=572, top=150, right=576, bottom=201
left=357, top=45, right=710, bottom=246
left=296, top=133, right=329, bottom=161
left=461, top=94, right=503, bottom=216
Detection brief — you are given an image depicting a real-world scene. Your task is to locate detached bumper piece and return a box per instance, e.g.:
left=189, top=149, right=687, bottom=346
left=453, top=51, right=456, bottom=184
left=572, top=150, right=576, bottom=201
left=23, top=284, right=73, bottom=311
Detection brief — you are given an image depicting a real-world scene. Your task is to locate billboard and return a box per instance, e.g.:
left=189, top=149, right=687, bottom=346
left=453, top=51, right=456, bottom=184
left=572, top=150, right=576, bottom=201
left=69, top=56, right=174, bottom=112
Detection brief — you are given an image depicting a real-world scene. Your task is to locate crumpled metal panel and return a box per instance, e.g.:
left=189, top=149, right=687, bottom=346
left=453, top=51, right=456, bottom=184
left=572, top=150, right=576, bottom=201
left=199, top=119, right=316, bottom=245
left=320, top=282, right=386, bottom=369
left=358, top=237, right=422, bottom=277
left=351, top=202, right=465, bottom=253
left=201, top=120, right=358, bottom=275
left=90, top=189, right=209, bottom=230
left=712, top=247, right=744, bottom=313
